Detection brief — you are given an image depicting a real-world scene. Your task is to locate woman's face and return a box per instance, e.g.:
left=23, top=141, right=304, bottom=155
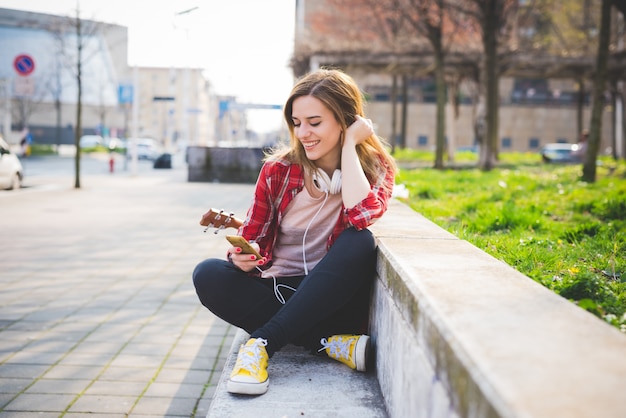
left=291, top=95, right=343, bottom=170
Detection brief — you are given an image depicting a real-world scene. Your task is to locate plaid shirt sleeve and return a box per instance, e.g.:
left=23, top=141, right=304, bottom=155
left=330, top=158, right=396, bottom=244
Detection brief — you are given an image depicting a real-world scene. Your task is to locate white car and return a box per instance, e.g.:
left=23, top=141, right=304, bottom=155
left=126, top=138, right=160, bottom=160
left=0, top=138, right=23, bottom=190
left=540, top=143, right=577, bottom=163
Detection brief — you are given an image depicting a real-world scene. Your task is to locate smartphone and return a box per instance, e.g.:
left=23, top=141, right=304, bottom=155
left=225, top=235, right=262, bottom=260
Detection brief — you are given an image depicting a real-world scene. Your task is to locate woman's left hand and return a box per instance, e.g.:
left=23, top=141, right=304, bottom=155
left=344, top=115, right=374, bottom=147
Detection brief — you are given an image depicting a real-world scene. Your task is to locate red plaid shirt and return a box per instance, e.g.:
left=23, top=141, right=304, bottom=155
left=239, top=157, right=395, bottom=269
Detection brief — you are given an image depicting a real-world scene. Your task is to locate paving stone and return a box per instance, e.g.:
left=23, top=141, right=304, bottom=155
left=25, top=378, right=92, bottom=395
left=67, top=394, right=136, bottom=414
left=2, top=393, right=76, bottom=412
left=83, top=380, right=146, bottom=397
left=0, top=364, right=50, bottom=380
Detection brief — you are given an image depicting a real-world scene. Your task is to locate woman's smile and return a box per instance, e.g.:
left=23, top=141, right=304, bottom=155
left=292, top=95, right=343, bottom=169
left=301, top=139, right=320, bottom=150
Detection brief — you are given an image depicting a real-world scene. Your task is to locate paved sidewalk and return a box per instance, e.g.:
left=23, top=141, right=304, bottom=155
left=0, top=161, right=254, bottom=417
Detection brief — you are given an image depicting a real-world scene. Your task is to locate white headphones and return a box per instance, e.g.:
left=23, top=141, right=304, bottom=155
left=312, top=169, right=342, bottom=195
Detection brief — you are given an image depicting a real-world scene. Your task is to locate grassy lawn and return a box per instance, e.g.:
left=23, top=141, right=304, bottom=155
left=29, top=143, right=127, bottom=155
left=395, top=150, right=626, bottom=333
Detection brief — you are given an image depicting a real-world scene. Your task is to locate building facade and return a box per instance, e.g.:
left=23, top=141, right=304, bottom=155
left=0, top=8, right=130, bottom=145
left=293, top=0, right=622, bottom=155
left=0, top=8, right=219, bottom=150
left=133, top=66, right=217, bottom=150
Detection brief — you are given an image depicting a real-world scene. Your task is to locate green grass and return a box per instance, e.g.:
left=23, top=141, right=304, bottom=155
left=397, top=153, right=626, bottom=333
left=28, top=143, right=127, bottom=156
left=29, top=144, right=58, bottom=156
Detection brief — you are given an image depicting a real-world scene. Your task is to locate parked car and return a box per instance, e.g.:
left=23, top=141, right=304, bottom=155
left=126, top=138, right=160, bottom=160
left=540, top=143, right=578, bottom=163
left=0, top=138, right=23, bottom=190
left=153, top=153, right=172, bottom=169
left=79, top=135, right=103, bottom=149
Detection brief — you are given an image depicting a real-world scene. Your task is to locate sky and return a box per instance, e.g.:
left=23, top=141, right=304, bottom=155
left=0, top=0, right=296, bottom=132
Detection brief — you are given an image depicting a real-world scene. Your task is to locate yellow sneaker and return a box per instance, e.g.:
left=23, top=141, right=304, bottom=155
left=319, top=335, right=369, bottom=372
left=227, top=338, right=269, bottom=395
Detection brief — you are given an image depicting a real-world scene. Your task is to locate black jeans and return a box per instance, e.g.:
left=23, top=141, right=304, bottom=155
left=192, top=227, right=377, bottom=356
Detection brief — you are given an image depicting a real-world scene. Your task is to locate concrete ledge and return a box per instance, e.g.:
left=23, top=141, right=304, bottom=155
left=207, top=330, right=387, bottom=417
left=369, top=199, right=626, bottom=418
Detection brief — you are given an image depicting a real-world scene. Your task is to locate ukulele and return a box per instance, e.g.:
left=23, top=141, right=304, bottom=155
left=200, top=208, right=243, bottom=234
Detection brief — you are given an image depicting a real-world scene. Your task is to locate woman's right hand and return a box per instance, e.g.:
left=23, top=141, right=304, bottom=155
left=344, top=115, right=374, bottom=148
left=229, top=243, right=266, bottom=272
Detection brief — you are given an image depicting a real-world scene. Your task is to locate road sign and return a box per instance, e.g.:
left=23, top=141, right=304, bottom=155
left=13, top=54, right=35, bottom=76
left=118, top=84, right=134, bottom=104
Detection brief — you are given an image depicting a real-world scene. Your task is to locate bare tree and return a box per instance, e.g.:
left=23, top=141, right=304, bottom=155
left=612, top=0, right=625, bottom=160
left=308, top=0, right=413, bottom=151
left=525, top=0, right=602, bottom=144
left=453, top=0, right=518, bottom=170
left=402, top=0, right=451, bottom=168
left=49, top=6, right=104, bottom=188
left=307, top=0, right=466, bottom=167
left=582, top=0, right=612, bottom=182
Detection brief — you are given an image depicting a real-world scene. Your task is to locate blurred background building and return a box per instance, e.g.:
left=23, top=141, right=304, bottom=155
left=0, top=7, right=239, bottom=151
left=293, top=0, right=624, bottom=155
left=134, top=66, right=215, bottom=151
left=0, top=8, right=130, bottom=145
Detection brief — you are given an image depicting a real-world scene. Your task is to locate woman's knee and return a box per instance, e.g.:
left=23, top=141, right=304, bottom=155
left=193, top=258, right=219, bottom=286
left=192, top=258, right=233, bottom=296
left=335, top=228, right=376, bottom=255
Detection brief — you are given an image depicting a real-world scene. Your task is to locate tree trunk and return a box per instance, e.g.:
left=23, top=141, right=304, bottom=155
left=446, top=80, right=459, bottom=163
left=400, top=74, right=409, bottom=149
left=74, top=15, right=82, bottom=189
left=55, top=98, right=62, bottom=147
left=54, top=59, right=63, bottom=148
left=391, top=73, right=398, bottom=154
left=577, top=78, right=586, bottom=137
left=481, top=0, right=499, bottom=171
left=582, top=0, right=611, bottom=182
left=611, top=83, right=618, bottom=160
left=434, top=43, right=446, bottom=169
left=615, top=81, right=626, bottom=159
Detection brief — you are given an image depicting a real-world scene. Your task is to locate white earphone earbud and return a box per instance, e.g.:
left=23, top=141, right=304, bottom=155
left=312, top=169, right=342, bottom=194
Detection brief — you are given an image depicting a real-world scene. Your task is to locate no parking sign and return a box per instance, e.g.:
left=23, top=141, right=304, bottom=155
left=14, top=54, right=36, bottom=76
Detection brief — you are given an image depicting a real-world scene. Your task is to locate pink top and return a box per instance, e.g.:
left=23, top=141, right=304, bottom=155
left=261, top=187, right=343, bottom=278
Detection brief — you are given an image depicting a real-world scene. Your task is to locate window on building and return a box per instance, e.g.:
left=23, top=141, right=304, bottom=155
left=418, top=135, right=428, bottom=146
left=512, top=78, right=549, bottom=104
left=529, top=138, right=540, bottom=149
left=502, top=137, right=511, bottom=148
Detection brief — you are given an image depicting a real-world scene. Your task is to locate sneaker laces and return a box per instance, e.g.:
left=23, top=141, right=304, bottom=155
left=237, top=338, right=268, bottom=373
left=318, top=337, right=351, bottom=360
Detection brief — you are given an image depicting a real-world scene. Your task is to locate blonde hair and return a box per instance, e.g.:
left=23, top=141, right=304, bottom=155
left=268, top=68, right=397, bottom=189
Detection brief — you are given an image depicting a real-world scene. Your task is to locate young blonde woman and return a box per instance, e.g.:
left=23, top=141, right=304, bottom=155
left=193, top=68, right=397, bottom=395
